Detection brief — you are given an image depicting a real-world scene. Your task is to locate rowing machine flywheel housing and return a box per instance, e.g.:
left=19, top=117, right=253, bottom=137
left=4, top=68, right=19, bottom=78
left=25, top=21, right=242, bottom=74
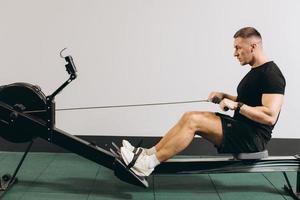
left=0, top=83, right=47, bottom=143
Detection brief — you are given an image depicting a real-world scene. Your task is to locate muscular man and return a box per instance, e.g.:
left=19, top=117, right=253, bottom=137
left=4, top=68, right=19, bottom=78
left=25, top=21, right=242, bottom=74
left=121, top=27, right=286, bottom=177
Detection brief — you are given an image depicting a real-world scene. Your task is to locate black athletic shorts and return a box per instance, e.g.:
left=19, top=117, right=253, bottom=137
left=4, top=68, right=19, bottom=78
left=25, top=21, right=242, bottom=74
left=215, top=112, right=268, bottom=154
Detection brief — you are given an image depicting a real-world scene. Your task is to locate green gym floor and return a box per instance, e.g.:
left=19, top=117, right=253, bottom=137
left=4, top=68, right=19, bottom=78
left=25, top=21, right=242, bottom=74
left=0, top=152, right=297, bottom=200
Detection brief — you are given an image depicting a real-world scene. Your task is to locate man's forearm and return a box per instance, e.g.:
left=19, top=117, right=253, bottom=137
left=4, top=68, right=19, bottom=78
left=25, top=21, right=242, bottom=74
left=239, top=104, right=276, bottom=126
left=223, top=93, right=237, bottom=102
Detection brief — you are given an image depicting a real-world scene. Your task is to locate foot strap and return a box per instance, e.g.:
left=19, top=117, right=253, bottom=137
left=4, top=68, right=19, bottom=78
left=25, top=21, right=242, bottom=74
left=133, top=139, right=144, bottom=154
left=127, top=148, right=143, bottom=170
left=133, top=147, right=139, bottom=154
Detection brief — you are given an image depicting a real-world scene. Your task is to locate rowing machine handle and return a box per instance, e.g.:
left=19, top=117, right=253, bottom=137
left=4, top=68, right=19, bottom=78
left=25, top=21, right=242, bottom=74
left=211, top=97, right=229, bottom=111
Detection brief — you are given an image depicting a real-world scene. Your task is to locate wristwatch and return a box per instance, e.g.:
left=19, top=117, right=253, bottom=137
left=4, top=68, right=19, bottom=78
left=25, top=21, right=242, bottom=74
left=236, top=102, right=244, bottom=113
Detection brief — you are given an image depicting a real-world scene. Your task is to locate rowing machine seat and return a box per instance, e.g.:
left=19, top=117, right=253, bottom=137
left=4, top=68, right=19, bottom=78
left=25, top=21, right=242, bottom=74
left=233, top=150, right=269, bottom=160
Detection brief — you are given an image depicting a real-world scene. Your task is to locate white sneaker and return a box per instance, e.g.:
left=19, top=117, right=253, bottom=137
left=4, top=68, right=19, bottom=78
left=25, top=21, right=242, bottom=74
left=122, top=140, right=147, bottom=155
left=120, top=146, right=154, bottom=177
left=122, top=140, right=136, bottom=151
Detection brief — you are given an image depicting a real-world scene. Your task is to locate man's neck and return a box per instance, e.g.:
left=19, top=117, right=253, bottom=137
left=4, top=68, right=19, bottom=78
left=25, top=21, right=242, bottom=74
left=250, top=53, right=268, bottom=68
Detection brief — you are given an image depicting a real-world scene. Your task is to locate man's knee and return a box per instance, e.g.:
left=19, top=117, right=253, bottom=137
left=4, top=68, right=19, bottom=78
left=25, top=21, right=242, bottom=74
left=181, top=111, right=212, bottom=130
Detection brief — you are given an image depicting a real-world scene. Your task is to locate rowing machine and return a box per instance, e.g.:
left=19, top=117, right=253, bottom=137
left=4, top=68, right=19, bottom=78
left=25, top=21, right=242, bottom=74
left=0, top=54, right=299, bottom=199
left=0, top=55, right=147, bottom=197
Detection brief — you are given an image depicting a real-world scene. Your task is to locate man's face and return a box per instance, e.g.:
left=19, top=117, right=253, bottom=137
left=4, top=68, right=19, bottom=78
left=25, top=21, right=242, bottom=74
left=233, top=37, right=254, bottom=66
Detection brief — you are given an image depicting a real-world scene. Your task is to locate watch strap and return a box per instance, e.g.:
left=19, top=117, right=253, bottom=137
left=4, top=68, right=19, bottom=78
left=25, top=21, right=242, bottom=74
left=236, top=102, right=244, bottom=113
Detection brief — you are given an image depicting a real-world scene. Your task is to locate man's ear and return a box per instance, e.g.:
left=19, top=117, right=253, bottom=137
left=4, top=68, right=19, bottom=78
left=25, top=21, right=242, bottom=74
left=250, top=43, right=257, bottom=53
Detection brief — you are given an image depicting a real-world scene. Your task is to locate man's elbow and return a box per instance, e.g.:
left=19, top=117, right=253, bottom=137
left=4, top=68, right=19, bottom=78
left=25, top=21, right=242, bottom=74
left=262, top=108, right=279, bottom=126
left=265, top=116, right=277, bottom=126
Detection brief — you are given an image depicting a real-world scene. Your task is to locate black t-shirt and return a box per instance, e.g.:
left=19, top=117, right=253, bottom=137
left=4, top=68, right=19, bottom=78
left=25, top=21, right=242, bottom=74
left=233, top=61, right=286, bottom=140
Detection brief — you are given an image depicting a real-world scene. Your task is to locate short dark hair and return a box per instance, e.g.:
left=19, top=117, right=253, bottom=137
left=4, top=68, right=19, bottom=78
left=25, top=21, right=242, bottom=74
left=234, top=27, right=262, bottom=39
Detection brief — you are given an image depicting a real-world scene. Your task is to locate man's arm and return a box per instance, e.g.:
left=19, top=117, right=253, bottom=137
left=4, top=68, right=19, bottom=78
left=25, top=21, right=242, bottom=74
left=223, top=93, right=237, bottom=102
left=221, top=94, right=284, bottom=126
left=208, top=92, right=237, bottom=102
left=239, top=94, right=284, bottom=125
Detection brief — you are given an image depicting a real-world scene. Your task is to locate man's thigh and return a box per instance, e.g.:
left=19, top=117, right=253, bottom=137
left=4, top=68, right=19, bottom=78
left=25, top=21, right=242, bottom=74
left=187, top=111, right=223, bottom=145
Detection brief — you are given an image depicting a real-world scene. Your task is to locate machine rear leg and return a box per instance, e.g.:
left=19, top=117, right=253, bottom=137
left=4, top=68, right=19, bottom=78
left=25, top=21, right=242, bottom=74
left=283, top=168, right=300, bottom=200
left=0, top=140, right=33, bottom=197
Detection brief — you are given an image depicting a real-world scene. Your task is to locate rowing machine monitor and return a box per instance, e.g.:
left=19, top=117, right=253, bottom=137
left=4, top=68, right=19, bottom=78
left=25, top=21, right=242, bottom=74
left=64, top=55, right=77, bottom=80
left=59, top=48, right=77, bottom=80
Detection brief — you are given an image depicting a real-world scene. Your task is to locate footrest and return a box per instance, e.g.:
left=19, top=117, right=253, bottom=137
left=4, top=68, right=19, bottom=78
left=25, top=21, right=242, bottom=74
left=111, top=142, right=149, bottom=188
left=233, top=150, right=269, bottom=160
left=110, top=142, right=121, bottom=158
left=113, top=158, right=149, bottom=188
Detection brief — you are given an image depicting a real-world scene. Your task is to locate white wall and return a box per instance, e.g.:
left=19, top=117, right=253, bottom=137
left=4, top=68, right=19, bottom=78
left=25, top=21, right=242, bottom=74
left=0, top=0, right=299, bottom=138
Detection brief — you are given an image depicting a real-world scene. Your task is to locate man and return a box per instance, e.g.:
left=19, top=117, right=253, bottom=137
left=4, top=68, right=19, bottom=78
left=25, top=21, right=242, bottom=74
left=120, top=27, right=286, bottom=177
